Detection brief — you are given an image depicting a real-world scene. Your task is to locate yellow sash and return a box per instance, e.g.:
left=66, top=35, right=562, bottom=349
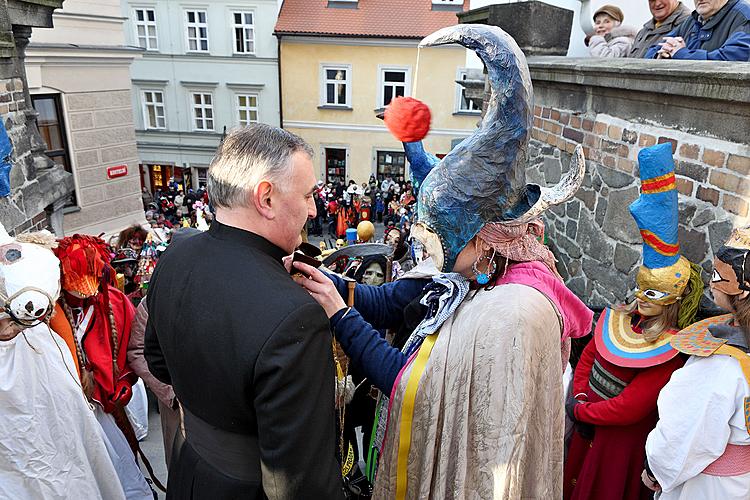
left=395, top=333, right=438, bottom=500
left=715, top=344, right=750, bottom=435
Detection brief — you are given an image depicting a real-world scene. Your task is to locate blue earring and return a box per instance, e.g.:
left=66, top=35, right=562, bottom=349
left=472, top=249, right=497, bottom=285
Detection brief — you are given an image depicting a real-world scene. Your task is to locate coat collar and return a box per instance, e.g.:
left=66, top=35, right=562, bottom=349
left=695, top=0, right=739, bottom=28
left=208, top=221, right=287, bottom=264
left=644, top=2, right=689, bottom=31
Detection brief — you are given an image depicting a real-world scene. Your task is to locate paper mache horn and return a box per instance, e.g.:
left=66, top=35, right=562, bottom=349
left=411, top=24, right=585, bottom=272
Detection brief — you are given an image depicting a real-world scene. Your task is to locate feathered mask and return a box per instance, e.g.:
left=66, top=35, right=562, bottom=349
left=54, top=235, right=114, bottom=298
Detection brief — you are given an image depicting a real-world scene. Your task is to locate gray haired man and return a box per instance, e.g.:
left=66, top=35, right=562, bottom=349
left=145, top=124, right=344, bottom=499
left=629, top=0, right=692, bottom=57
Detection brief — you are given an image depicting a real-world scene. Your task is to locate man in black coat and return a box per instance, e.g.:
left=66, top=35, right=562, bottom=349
left=145, top=124, right=344, bottom=499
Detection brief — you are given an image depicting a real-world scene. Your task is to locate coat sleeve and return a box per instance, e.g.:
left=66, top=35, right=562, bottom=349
left=589, top=35, right=633, bottom=57
left=127, top=300, right=175, bottom=407
left=326, top=271, right=428, bottom=330
left=574, top=355, right=683, bottom=426
left=144, top=291, right=172, bottom=386
left=645, top=25, right=682, bottom=58
left=645, top=355, right=740, bottom=492
left=253, top=302, right=344, bottom=500
left=572, top=338, right=596, bottom=397
left=673, top=28, right=750, bottom=61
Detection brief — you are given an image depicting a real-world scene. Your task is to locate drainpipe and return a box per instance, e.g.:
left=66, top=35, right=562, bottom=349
left=276, top=35, right=284, bottom=128
left=577, top=0, right=593, bottom=35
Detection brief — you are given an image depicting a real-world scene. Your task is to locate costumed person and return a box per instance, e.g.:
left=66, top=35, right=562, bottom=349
left=117, top=224, right=148, bottom=254
left=563, top=142, right=704, bottom=500
left=0, top=225, right=126, bottom=500
left=292, top=24, right=593, bottom=499
left=644, top=226, right=750, bottom=499
left=383, top=226, right=414, bottom=278
left=53, top=235, right=154, bottom=500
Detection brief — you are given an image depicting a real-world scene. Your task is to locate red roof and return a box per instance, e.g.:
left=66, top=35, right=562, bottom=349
left=274, top=0, right=465, bottom=39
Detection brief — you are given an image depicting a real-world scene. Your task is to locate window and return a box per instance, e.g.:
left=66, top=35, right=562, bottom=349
left=321, top=65, right=351, bottom=107
left=456, top=70, right=481, bottom=113
left=376, top=150, right=406, bottom=181
left=192, top=92, right=214, bottom=131
left=142, top=90, right=166, bottom=129
left=32, top=94, right=76, bottom=207
left=186, top=10, right=208, bottom=52
left=380, top=68, right=409, bottom=108
left=432, top=0, right=463, bottom=4
left=134, top=8, right=158, bottom=50
left=325, top=148, right=347, bottom=184
left=236, top=94, right=259, bottom=126
left=233, top=11, right=255, bottom=54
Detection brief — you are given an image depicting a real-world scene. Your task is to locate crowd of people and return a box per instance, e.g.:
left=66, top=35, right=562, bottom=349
left=308, top=175, right=417, bottom=241
left=1, top=19, right=749, bottom=500
left=586, top=0, right=749, bottom=61
left=141, top=184, right=213, bottom=238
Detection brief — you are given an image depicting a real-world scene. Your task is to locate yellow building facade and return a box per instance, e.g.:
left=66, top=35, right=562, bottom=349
left=280, top=38, right=480, bottom=185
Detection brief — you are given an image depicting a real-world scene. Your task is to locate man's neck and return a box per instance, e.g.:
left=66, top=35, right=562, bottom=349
left=215, top=207, right=279, bottom=248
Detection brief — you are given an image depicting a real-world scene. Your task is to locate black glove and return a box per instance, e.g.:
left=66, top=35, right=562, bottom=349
left=566, top=397, right=595, bottom=440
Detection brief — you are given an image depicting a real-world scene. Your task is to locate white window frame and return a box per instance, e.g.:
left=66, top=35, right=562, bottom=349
left=455, top=69, right=481, bottom=114
left=236, top=93, right=259, bottom=126
left=142, top=90, right=166, bottom=130
left=133, top=7, right=158, bottom=51
left=432, top=0, right=463, bottom=4
left=377, top=66, right=411, bottom=109
left=319, top=64, right=352, bottom=108
left=185, top=9, right=209, bottom=53
left=191, top=92, right=214, bottom=131
left=232, top=10, right=255, bottom=55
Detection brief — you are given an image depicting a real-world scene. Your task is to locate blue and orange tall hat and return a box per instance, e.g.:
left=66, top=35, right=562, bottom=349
left=628, top=142, right=691, bottom=305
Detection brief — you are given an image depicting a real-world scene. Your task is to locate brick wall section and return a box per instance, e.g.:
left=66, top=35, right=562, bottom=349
left=62, top=89, right=144, bottom=234
left=528, top=105, right=750, bottom=307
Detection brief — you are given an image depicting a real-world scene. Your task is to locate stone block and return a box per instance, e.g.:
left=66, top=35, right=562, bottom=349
left=697, top=186, right=720, bottom=206
left=543, top=156, right=562, bottom=183
left=576, top=187, right=596, bottom=212
left=93, top=108, right=134, bottom=128
left=675, top=177, right=695, bottom=196
left=676, top=161, right=708, bottom=183
left=727, top=154, right=750, bottom=176
left=563, top=127, right=583, bottom=143
left=570, top=116, right=581, bottom=129
left=566, top=199, right=581, bottom=218
left=709, top=170, right=744, bottom=194
left=80, top=185, right=105, bottom=205
left=534, top=117, right=542, bottom=128
left=617, top=158, right=635, bottom=174
left=679, top=143, right=700, bottom=160
left=556, top=233, right=583, bottom=259
left=603, top=186, right=640, bottom=244
left=72, top=126, right=136, bottom=150
left=703, top=148, right=726, bottom=167
left=69, top=112, right=93, bottom=131
left=566, top=220, right=577, bottom=239
left=601, top=139, right=620, bottom=155
left=678, top=226, right=709, bottom=264
left=708, top=218, right=733, bottom=252
left=534, top=105, right=542, bottom=116
left=723, top=193, right=749, bottom=217
left=75, top=150, right=100, bottom=168
left=101, top=144, right=138, bottom=164
left=603, top=155, right=616, bottom=169
left=567, top=276, right=586, bottom=297
left=105, top=177, right=141, bottom=200
left=597, top=164, right=633, bottom=188
left=593, top=121, right=607, bottom=135
left=542, top=107, right=551, bottom=118
left=0, top=197, right=28, bottom=230
left=595, top=196, right=607, bottom=226
left=657, top=137, right=677, bottom=154
left=582, top=118, right=594, bottom=132
left=639, top=134, right=656, bottom=147
left=66, top=93, right=97, bottom=112
left=583, top=257, right=629, bottom=300
left=551, top=109, right=560, bottom=121
left=577, top=211, right=614, bottom=262
left=691, top=208, right=714, bottom=227
left=614, top=243, right=640, bottom=274
left=607, top=125, right=623, bottom=141
left=76, top=166, right=104, bottom=187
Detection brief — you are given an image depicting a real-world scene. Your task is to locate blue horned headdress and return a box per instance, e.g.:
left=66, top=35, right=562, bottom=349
left=402, top=25, right=585, bottom=272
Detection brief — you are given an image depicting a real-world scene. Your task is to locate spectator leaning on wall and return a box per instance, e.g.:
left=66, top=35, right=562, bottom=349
left=629, top=1, right=693, bottom=57
left=588, top=5, right=639, bottom=57
left=645, top=0, right=750, bottom=60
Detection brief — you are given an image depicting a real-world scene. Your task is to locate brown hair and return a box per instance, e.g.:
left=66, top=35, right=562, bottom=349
left=622, top=300, right=681, bottom=342
left=729, top=294, right=750, bottom=346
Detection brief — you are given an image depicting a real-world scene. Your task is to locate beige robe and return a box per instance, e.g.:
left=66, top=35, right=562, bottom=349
left=373, top=283, right=564, bottom=499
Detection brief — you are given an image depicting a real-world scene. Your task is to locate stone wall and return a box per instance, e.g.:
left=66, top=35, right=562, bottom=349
left=525, top=58, right=750, bottom=308
left=62, top=89, right=144, bottom=234
left=0, top=0, right=72, bottom=236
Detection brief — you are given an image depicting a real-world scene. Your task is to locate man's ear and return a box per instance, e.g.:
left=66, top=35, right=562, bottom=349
left=253, top=180, right=275, bottom=220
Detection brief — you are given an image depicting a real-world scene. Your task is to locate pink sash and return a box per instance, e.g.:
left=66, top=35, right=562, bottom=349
left=703, top=444, right=750, bottom=477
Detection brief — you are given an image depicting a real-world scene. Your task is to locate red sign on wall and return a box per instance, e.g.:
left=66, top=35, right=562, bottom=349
left=107, top=165, right=128, bottom=179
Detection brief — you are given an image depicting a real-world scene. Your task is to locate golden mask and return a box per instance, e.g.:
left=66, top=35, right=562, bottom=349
left=635, top=255, right=691, bottom=305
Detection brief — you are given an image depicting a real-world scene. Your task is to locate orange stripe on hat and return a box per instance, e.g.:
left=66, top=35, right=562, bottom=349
left=641, top=230, right=679, bottom=256
left=641, top=172, right=676, bottom=194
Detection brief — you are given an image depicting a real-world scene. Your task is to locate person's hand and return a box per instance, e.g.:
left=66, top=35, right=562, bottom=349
left=657, top=36, right=686, bottom=58
left=292, top=261, right=347, bottom=318
left=641, top=469, right=661, bottom=492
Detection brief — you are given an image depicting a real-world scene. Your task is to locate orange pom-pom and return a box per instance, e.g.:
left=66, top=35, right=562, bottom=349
left=384, top=97, right=431, bottom=143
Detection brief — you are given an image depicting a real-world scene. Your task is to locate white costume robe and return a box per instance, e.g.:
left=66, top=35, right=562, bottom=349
left=646, top=354, right=750, bottom=499
left=0, top=324, right=126, bottom=500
